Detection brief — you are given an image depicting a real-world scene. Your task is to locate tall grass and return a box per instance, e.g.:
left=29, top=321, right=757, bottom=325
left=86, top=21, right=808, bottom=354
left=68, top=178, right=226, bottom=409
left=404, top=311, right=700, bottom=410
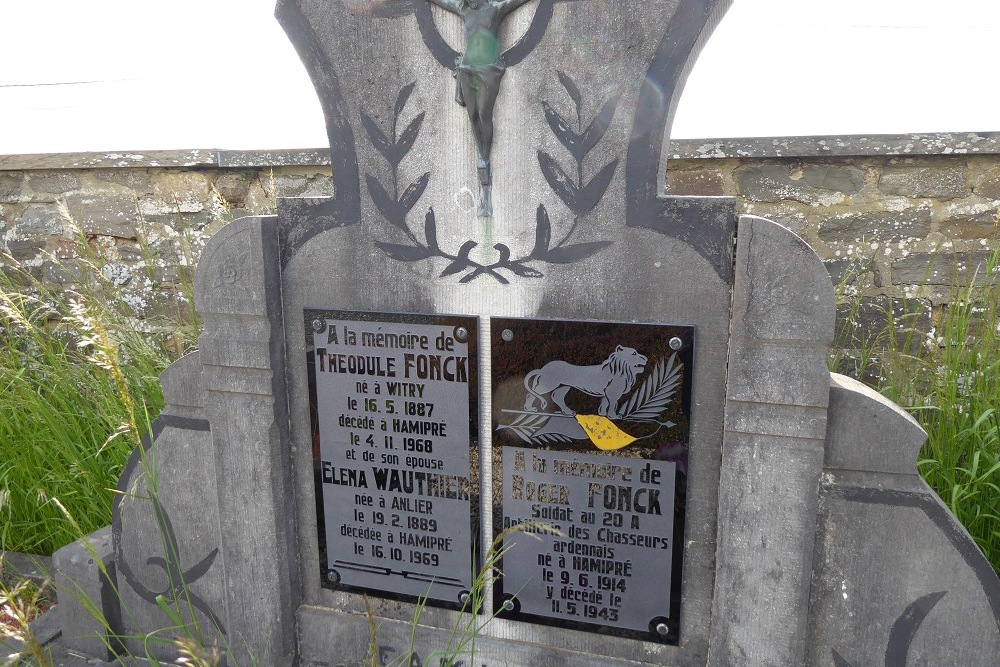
left=833, top=246, right=1000, bottom=573
left=0, top=558, right=53, bottom=666
left=0, top=234, right=196, bottom=555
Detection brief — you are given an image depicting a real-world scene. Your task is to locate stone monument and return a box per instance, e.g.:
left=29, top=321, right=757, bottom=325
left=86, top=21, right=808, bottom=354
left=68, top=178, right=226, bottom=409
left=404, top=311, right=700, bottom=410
left=52, top=1, right=1000, bottom=666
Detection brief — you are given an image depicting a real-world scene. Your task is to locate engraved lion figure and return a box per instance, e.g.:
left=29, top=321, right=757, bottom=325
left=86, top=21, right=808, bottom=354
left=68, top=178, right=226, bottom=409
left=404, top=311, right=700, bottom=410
left=522, top=346, right=647, bottom=419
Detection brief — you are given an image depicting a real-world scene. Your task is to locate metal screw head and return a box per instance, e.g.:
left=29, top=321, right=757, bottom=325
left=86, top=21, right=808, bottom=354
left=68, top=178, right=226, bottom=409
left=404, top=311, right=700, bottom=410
left=454, top=326, right=469, bottom=343
left=312, top=318, right=327, bottom=334
left=501, top=329, right=514, bottom=342
left=668, top=336, right=683, bottom=351
left=655, top=622, right=669, bottom=636
left=326, top=569, right=340, bottom=584
left=458, top=592, right=470, bottom=605
left=502, top=598, right=515, bottom=611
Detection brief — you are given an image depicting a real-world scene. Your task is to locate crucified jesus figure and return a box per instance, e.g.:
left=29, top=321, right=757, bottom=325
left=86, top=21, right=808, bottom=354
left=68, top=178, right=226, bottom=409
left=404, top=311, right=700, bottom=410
left=428, top=0, right=536, bottom=217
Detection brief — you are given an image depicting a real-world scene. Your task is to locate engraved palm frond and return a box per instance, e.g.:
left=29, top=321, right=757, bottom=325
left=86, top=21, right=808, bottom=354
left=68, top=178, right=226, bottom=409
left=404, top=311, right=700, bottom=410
left=498, top=412, right=550, bottom=443
left=498, top=412, right=579, bottom=445
left=538, top=71, right=621, bottom=217
left=528, top=204, right=611, bottom=263
left=619, top=353, right=683, bottom=422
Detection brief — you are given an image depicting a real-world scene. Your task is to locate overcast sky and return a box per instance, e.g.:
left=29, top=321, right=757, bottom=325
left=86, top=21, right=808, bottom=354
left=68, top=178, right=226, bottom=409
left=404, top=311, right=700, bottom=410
left=1, top=0, right=998, bottom=155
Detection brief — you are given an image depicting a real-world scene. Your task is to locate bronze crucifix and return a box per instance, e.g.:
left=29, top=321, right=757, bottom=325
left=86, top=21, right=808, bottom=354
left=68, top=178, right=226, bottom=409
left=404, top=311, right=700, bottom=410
left=427, top=0, right=537, bottom=217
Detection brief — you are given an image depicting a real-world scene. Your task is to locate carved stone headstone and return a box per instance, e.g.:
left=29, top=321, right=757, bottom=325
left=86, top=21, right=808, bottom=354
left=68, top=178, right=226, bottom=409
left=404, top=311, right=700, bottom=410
left=51, top=1, right=1000, bottom=666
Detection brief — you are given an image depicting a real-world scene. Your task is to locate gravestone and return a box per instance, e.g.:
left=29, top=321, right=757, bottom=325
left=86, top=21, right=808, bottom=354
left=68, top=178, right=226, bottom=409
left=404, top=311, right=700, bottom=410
left=52, top=1, right=1000, bottom=666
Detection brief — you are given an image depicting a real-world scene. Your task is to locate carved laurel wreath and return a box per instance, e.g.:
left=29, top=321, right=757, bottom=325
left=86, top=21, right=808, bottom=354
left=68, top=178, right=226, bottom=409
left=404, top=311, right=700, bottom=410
left=362, top=73, right=620, bottom=283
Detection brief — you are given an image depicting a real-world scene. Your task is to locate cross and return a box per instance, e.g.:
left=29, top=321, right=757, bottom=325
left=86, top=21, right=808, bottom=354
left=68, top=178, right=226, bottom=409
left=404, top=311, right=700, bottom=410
left=374, top=0, right=573, bottom=216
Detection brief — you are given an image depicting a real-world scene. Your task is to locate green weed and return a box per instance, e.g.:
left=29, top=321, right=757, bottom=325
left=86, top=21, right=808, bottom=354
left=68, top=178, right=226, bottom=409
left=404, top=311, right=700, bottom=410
left=0, top=232, right=195, bottom=555
left=0, top=558, right=54, bottom=667
left=832, top=245, right=1000, bottom=572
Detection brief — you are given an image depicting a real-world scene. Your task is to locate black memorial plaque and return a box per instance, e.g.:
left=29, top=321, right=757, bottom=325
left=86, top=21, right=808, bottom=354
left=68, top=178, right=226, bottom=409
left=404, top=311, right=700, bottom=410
left=307, top=310, right=479, bottom=609
left=491, top=318, right=693, bottom=643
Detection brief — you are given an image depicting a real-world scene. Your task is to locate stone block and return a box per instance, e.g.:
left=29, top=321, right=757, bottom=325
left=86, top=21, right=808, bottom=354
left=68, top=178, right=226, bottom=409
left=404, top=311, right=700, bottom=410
left=825, top=258, right=851, bottom=284
left=190, top=216, right=297, bottom=666
left=825, top=373, right=926, bottom=474
left=732, top=216, right=837, bottom=342
left=213, top=171, right=253, bottom=205
left=152, top=262, right=181, bottom=285
left=113, top=417, right=225, bottom=664
left=818, top=207, right=932, bottom=243
left=735, top=164, right=859, bottom=205
left=64, top=193, right=138, bottom=239
left=711, top=434, right=826, bottom=667
left=938, top=197, right=1000, bottom=239
left=1, top=201, right=15, bottom=224
left=835, top=296, right=932, bottom=354
left=891, top=251, right=996, bottom=286
left=146, top=240, right=187, bottom=281
left=830, top=353, right=880, bottom=387
left=26, top=173, right=80, bottom=195
left=242, top=182, right=275, bottom=214
left=17, top=203, right=67, bottom=237
left=146, top=290, right=196, bottom=323
left=92, top=169, right=155, bottom=194
left=941, top=298, right=1000, bottom=342
left=940, top=215, right=1000, bottom=240
left=808, top=475, right=1000, bottom=666
left=52, top=238, right=80, bottom=260
left=7, top=238, right=45, bottom=262
left=298, top=175, right=335, bottom=198
left=52, top=526, right=121, bottom=662
left=0, top=172, right=23, bottom=202
left=801, top=164, right=864, bottom=194
left=117, top=289, right=153, bottom=316
left=879, top=164, right=968, bottom=199
left=825, top=257, right=883, bottom=288
left=151, top=172, right=212, bottom=212
left=114, top=243, right=146, bottom=263
left=100, top=262, right=132, bottom=287
left=727, top=342, right=833, bottom=408
left=26, top=602, right=62, bottom=647
left=735, top=165, right=795, bottom=203
left=272, top=174, right=311, bottom=197
left=159, top=353, right=204, bottom=412
left=43, top=260, right=90, bottom=285
left=667, top=168, right=726, bottom=196
left=0, top=552, right=52, bottom=583
left=972, top=164, right=1000, bottom=200
left=139, top=206, right=215, bottom=233
left=712, top=216, right=835, bottom=666
left=741, top=201, right=810, bottom=235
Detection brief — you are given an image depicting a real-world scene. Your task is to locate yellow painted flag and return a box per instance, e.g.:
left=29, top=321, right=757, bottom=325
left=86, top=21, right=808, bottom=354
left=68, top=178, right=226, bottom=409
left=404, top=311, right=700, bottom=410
left=575, top=415, right=637, bottom=451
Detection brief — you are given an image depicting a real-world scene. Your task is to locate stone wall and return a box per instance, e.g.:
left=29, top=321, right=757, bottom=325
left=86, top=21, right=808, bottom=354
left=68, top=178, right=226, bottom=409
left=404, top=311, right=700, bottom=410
left=0, top=149, right=332, bottom=318
left=2, top=134, right=998, bottom=336
left=667, top=133, right=1000, bottom=357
